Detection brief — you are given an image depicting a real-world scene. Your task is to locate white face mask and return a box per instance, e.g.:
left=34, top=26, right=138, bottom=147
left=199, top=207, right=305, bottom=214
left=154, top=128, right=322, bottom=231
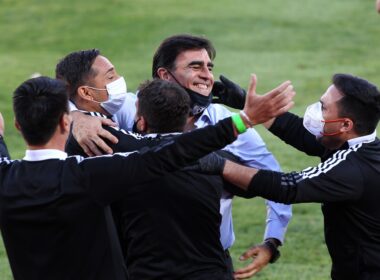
left=88, top=77, right=127, bottom=115
left=303, top=102, right=324, bottom=138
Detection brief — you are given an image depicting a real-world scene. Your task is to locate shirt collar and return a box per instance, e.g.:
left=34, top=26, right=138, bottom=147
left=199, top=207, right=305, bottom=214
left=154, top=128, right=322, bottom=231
left=347, top=130, right=377, bottom=147
left=194, top=107, right=213, bottom=127
left=144, top=132, right=182, bottom=137
left=24, top=149, right=67, bottom=161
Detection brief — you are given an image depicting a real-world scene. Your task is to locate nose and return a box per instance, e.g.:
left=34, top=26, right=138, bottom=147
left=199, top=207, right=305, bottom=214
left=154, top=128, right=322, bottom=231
left=199, top=65, right=213, bottom=81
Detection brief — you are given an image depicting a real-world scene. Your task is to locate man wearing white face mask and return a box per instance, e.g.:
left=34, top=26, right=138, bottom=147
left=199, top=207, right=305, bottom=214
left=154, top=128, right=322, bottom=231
left=55, top=49, right=137, bottom=156
left=202, top=74, right=380, bottom=280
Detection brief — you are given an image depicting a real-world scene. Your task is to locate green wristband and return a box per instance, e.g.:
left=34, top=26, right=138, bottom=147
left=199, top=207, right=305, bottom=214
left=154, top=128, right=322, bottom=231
left=231, top=113, right=247, bottom=134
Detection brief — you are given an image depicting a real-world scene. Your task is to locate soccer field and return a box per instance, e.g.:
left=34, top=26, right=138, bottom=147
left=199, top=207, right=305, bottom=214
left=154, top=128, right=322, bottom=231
left=0, top=0, right=379, bottom=279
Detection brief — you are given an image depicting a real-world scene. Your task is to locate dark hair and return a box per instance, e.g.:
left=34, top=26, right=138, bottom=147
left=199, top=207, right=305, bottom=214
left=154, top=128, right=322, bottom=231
left=13, top=77, right=69, bottom=145
left=152, top=34, right=216, bottom=78
left=55, top=49, right=100, bottom=101
left=333, top=73, right=380, bottom=135
left=137, top=79, right=190, bottom=133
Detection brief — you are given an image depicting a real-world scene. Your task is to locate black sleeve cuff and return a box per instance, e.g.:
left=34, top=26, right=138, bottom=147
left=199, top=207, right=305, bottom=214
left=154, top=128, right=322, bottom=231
left=247, top=169, right=282, bottom=199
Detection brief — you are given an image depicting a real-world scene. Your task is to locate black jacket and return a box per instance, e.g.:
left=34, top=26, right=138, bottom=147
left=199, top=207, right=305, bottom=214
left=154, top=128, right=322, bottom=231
left=245, top=112, right=380, bottom=280
left=0, top=117, right=236, bottom=280
left=66, top=113, right=239, bottom=279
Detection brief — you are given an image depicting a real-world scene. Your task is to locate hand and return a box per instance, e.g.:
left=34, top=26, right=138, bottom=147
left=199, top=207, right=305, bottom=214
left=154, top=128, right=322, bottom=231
left=71, top=112, right=118, bottom=156
left=234, top=243, right=272, bottom=279
left=377, top=0, right=380, bottom=13
left=183, top=152, right=226, bottom=175
left=243, top=74, right=295, bottom=125
left=212, top=75, right=246, bottom=109
left=0, top=112, right=4, bottom=137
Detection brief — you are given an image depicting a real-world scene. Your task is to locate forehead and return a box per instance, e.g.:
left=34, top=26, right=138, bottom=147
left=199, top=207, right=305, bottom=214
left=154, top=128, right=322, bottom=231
left=91, top=55, right=114, bottom=73
left=321, top=84, right=344, bottom=104
left=174, top=49, right=212, bottom=65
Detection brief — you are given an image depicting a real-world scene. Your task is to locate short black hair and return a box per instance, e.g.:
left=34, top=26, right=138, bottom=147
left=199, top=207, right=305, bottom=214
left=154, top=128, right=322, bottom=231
left=55, top=49, right=100, bottom=101
left=333, top=73, right=380, bottom=135
left=152, top=34, right=216, bottom=78
left=13, top=77, right=68, bottom=146
left=137, top=79, right=190, bottom=133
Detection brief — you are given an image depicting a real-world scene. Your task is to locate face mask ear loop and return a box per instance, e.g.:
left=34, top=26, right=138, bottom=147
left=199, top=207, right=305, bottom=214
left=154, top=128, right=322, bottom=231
left=167, top=70, right=182, bottom=86
left=321, top=118, right=347, bottom=136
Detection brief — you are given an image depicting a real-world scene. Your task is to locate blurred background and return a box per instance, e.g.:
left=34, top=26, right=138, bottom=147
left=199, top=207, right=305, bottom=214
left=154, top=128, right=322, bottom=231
left=0, top=0, right=379, bottom=278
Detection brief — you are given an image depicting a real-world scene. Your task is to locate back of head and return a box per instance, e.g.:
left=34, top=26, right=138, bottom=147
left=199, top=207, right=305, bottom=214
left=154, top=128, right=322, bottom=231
left=55, top=49, right=100, bottom=101
left=137, top=79, right=190, bottom=133
left=152, top=34, right=216, bottom=78
left=334, top=73, right=380, bottom=135
left=13, top=77, right=68, bottom=146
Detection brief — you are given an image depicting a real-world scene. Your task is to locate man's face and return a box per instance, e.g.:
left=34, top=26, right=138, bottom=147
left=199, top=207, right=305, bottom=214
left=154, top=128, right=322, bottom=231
left=87, top=55, right=121, bottom=102
left=318, top=84, right=346, bottom=149
left=168, top=49, right=214, bottom=96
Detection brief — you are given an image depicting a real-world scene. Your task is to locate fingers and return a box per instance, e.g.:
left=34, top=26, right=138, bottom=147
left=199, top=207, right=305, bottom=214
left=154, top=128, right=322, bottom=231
left=72, top=114, right=116, bottom=156
left=98, top=128, right=118, bottom=145
left=239, top=246, right=259, bottom=261
left=211, top=81, right=225, bottom=97
left=81, top=138, right=106, bottom=157
left=267, top=80, right=292, bottom=97
left=269, top=84, right=296, bottom=112
left=247, top=74, right=257, bottom=96
left=219, top=75, right=234, bottom=87
left=234, top=267, right=259, bottom=279
left=100, top=118, right=117, bottom=127
left=233, top=244, right=272, bottom=279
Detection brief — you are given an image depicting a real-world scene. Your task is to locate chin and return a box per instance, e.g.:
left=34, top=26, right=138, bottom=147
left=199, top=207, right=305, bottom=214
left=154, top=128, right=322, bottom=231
left=319, top=136, right=344, bottom=150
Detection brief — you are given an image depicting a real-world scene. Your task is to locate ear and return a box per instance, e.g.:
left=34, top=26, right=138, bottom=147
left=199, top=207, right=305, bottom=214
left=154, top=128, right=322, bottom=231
left=138, top=116, right=148, bottom=133
left=14, top=118, right=21, bottom=132
left=157, top=67, right=170, bottom=80
left=341, top=118, right=354, bottom=133
left=59, top=113, right=72, bottom=134
left=77, top=85, right=93, bottom=101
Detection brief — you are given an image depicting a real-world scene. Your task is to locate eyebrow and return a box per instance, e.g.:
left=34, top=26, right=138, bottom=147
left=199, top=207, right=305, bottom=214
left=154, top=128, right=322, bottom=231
left=105, top=67, right=115, bottom=75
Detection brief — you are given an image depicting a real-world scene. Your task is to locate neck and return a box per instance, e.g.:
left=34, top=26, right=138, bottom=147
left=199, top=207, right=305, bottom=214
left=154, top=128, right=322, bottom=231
left=76, top=99, right=110, bottom=116
left=26, top=131, right=68, bottom=152
left=184, top=115, right=199, bottom=132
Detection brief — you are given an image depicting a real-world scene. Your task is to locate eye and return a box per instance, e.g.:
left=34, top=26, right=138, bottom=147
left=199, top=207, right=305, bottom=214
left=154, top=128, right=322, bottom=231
left=190, top=65, right=201, bottom=70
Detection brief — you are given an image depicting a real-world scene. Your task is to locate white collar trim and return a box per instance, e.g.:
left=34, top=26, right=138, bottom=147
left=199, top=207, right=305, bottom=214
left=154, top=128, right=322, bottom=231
left=347, top=130, right=377, bottom=147
left=24, top=149, right=68, bottom=161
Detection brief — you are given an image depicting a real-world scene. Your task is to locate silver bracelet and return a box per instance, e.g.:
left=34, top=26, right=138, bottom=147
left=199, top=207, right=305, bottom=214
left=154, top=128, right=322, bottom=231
left=239, top=110, right=254, bottom=127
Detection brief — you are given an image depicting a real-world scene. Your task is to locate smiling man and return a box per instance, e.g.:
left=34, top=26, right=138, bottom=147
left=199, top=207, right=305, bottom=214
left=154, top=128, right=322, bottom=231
left=151, top=34, right=293, bottom=277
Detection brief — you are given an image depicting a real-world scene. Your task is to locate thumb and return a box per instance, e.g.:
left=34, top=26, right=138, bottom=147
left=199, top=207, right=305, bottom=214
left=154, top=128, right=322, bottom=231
left=239, top=246, right=259, bottom=261
left=247, top=74, right=257, bottom=96
left=219, top=75, right=234, bottom=87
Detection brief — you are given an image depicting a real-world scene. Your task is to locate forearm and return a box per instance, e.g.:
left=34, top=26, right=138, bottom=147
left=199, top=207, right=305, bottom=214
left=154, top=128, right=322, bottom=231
left=263, top=202, right=292, bottom=244
left=143, top=117, right=237, bottom=172
left=222, top=160, right=258, bottom=191
left=269, top=112, right=325, bottom=157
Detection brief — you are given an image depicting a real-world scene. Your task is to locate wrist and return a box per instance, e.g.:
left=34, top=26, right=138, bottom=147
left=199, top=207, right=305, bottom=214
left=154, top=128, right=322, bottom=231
left=231, top=113, right=248, bottom=134
left=263, top=239, right=281, bottom=263
left=239, top=110, right=254, bottom=127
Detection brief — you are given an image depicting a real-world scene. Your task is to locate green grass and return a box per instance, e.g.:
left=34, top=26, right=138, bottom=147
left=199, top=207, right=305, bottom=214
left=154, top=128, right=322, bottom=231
left=0, top=0, right=379, bottom=278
